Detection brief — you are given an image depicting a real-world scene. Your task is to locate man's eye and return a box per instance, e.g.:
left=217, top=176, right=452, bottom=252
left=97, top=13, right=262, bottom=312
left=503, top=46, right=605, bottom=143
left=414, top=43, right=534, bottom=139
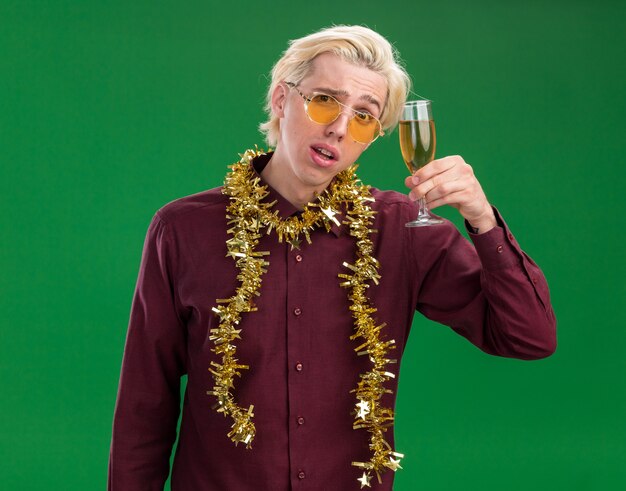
left=355, top=111, right=373, bottom=122
left=317, top=95, right=333, bottom=103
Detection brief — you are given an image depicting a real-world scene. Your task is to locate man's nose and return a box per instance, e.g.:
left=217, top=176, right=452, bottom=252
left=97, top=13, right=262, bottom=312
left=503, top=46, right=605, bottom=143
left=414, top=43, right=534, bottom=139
left=324, top=112, right=352, bottom=141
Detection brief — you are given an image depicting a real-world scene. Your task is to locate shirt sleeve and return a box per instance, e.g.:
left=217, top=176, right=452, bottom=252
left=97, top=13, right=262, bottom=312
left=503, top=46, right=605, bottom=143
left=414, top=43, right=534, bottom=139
left=108, top=212, right=188, bottom=490
left=413, top=207, right=556, bottom=360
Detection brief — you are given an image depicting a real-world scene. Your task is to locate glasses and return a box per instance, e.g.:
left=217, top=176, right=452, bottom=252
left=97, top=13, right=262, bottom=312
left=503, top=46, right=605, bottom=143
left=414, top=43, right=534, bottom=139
left=285, top=82, right=384, bottom=144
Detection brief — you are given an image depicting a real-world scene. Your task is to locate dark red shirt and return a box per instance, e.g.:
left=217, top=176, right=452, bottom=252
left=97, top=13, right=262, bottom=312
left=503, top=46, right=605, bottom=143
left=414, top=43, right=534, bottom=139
left=108, top=153, right=556, bottom=490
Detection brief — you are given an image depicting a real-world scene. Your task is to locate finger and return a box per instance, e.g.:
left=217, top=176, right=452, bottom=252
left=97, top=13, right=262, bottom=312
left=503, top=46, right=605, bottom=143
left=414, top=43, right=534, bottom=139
left=426, top=190, right=468, bottom=210
left=422, top=178, right=468, bottom=203
left=404, top=174, right=416, bottom=189
left=414, top=171, right=464, bottom=200
left=414, top=155, right=462, bottom=182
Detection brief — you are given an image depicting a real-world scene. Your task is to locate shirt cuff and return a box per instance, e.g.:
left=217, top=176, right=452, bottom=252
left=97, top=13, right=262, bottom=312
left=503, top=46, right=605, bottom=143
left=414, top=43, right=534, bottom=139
left=465, top=207, right=521, bottom=271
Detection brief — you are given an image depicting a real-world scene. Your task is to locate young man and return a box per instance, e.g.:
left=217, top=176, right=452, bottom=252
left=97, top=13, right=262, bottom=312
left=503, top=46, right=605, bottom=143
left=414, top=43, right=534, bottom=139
left=109, top=25, right=556, bottom=490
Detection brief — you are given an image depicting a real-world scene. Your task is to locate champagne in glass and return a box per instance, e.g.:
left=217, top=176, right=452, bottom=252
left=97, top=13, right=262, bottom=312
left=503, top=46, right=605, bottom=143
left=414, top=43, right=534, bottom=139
left=400, top=100, right=444, bottom=227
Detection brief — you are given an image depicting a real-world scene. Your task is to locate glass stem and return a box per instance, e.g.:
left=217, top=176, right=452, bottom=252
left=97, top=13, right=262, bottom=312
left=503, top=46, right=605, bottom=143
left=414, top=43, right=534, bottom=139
left=417, top=197, right=430, bottom=221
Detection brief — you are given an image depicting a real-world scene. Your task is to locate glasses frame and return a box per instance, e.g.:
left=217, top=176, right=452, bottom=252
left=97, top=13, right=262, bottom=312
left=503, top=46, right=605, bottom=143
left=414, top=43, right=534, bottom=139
left=285, top=81, right=384, bottom=145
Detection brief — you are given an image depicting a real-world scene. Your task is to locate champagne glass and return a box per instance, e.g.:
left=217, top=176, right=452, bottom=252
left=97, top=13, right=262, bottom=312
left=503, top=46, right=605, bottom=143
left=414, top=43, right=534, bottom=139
left=399, top=100, right=444, bottom=227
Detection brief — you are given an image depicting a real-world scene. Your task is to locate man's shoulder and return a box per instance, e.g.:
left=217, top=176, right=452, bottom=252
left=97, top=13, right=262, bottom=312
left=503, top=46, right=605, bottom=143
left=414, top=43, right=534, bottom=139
left=366, top=187, right=415, bottom=228
left=368, top=187, right=414, bottom=213
left=367, top=186, right=458, bottom=237
left=155, top=185, right=227, bottom=226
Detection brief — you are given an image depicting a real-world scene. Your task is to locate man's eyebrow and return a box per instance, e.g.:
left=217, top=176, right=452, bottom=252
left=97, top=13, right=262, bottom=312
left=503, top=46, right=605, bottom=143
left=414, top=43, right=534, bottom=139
left=360, top=94, right=382, bottom=111
left=311, top=87, right=382, bottom=111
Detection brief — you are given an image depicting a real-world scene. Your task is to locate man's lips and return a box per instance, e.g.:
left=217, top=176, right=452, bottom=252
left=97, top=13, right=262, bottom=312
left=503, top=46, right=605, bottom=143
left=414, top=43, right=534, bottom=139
left=309, top=143, right=340, bottom=166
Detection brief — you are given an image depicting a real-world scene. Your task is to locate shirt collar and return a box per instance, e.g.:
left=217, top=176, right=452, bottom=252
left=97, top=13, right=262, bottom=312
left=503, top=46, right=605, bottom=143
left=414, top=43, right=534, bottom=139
left=251, top=152, right=344, bottom=238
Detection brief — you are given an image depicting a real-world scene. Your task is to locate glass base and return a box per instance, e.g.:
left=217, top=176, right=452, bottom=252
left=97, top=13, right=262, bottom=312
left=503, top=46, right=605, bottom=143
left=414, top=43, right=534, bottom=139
left=405, top=216, right=444, bottom=227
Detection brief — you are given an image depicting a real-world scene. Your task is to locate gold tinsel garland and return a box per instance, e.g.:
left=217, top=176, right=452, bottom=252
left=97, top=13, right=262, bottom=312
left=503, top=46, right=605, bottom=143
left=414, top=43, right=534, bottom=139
left=208, top=148, right=403, bottom=487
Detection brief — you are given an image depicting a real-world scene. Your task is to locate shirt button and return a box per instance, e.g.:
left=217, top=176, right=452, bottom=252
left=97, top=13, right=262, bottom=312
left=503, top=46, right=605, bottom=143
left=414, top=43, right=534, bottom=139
left=508, top=232, right=514, bottom=241
left=295, top=362, right=303, bottom=372
left=297, top=416, right=305, bottom=425
left=298, top=471, right=306, bottom=480
left=532, top=276, right=538, bottom=284
left=295, top=254, right=303, bottom=262
left=496, top=245, right=503, bottom=253
left=294, top=307, right=302, bottom=316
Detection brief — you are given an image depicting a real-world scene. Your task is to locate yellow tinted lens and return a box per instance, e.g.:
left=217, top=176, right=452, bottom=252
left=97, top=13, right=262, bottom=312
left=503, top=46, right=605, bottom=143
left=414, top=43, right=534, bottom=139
left=349, top=113, right=380, bottom=143
left=307, top=94, right=340, bottom=124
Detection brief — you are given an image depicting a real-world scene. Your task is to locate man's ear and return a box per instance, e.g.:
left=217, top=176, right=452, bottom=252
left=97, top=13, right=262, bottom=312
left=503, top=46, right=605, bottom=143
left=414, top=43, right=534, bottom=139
left=270, top=82, right=288, bottom=118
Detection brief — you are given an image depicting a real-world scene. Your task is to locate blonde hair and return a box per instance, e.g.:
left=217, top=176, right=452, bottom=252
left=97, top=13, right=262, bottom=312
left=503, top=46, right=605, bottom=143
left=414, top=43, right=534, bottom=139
left=259, top=25, right=412, bottom=147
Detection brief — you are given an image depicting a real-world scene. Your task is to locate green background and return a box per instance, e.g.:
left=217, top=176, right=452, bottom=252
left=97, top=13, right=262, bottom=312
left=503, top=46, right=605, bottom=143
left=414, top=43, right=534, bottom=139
left=1, top=1, right=624, bottom=489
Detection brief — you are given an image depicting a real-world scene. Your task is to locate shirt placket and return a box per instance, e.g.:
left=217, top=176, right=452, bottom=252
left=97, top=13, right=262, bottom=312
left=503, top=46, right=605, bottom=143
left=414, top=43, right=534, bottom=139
left=286, top=242, right=313, bottom=489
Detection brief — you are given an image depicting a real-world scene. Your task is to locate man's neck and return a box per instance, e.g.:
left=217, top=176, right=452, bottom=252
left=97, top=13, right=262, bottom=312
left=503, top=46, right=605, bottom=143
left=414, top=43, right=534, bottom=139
left=260, top=154, right=325, bottom=210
